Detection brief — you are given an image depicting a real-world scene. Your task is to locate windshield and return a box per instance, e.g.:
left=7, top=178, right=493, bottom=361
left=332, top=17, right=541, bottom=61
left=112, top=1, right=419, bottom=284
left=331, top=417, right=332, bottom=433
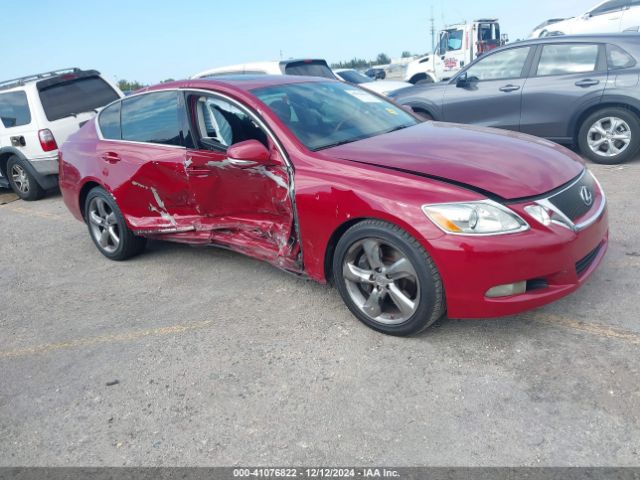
left=253, top=81, right=417, bottom=151
left=337, top=70, right=373, bottom=84
left=38, top=76, right=120, bottom=121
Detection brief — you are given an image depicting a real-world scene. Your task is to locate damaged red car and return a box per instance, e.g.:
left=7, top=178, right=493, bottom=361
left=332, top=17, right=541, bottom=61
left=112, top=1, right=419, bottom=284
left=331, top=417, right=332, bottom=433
left=59, top=76, right=608, bottom=336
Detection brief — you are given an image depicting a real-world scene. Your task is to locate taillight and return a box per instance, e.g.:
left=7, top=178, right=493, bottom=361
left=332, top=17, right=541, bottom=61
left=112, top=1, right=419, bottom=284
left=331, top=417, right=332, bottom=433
left=38, top=129, right=58, bottom=152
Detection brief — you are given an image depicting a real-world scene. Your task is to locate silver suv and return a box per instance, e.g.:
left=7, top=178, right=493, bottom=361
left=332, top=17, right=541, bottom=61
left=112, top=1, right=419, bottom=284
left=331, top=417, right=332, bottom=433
left=0, top=68, right=122, bottom=200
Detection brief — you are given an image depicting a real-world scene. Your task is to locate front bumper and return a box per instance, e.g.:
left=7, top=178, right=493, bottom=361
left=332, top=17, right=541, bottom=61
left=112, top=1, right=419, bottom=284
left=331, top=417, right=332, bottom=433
left=429, top=202, right=609, bottom=319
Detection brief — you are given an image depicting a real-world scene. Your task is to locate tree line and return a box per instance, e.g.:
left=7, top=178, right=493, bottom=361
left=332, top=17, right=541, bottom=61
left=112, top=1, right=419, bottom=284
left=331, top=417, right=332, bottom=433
left=330, top=51, right=416, bottom=70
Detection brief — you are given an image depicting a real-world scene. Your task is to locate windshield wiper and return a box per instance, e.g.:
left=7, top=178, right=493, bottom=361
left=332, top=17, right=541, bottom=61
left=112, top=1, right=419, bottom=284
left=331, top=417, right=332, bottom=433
left=314, top=135, right=371, bottom=151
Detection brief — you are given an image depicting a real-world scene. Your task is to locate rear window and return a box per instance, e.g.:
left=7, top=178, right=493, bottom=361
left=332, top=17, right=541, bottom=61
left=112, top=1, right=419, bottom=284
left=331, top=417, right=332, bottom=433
left=99, top=102, right=121, bottom=140
left=0, top=91, right=31, bottom=128
left=283, top=61, right=336, bottom=79
left=38, top=76, right=120, bottom=122
left=607, top=44, right=636, bottom=70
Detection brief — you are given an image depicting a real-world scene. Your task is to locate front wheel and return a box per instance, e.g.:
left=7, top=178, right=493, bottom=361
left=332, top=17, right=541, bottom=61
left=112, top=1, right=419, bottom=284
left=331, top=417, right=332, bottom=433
left=85, top=187, right=147, bottom=261
left=332, top=220, right=445, bottom=336
left=578, top=108, right=640, bottom=164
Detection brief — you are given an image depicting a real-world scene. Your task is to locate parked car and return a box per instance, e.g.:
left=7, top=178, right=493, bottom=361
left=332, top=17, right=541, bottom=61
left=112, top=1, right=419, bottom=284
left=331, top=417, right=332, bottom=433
left=334, top=68, right=412, bottom=96
left=192, top=59, right=336, bottom=80
left=59, top=76, right=607, bottom=336
left=0, top=68, right=122, bottom=200
left=530, top=0, right=640, bottom=37
left=390, top=34, right=640, bottom=164
left=365, top=67, right=386, bottom=80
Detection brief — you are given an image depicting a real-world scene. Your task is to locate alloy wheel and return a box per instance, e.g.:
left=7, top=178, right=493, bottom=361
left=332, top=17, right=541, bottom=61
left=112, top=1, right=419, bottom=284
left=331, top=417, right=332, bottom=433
left=342, top=238, right=420, bottom=325
left=10, top=164, right=30, bottom=194
left=88, top=197, right=120, bottom=253
left=587, top=116, right=632, bottom=158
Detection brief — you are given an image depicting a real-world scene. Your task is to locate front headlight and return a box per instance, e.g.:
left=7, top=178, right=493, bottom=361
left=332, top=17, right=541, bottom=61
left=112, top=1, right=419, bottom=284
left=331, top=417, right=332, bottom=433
left=422, top=200, right=528, bottom=235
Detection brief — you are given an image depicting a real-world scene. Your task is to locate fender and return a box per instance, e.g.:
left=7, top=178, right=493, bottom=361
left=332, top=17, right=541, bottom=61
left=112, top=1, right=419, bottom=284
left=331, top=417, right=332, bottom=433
left=0, top=146, right=58, bottom=190
left=568, top=94, right=640, bottom=140
left=402, top=99, right=442, bottom=120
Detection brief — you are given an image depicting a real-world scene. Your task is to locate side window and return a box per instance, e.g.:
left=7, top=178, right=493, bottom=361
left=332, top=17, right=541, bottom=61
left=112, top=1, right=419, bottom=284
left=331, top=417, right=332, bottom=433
left=464, top=47, right=531, bottom=81
left=98, top=102, right=121, bottom=140
left=589, top=0, right=629, bottom=15
left=535, top=44, right=599, bottom=76
left=121, top=91, right=183, bottom=146
left=0, top=91, right=31, bottom=128
left=607, top=44, right=636, bottom=70
left=446, top=30, right=463, bottom=51
left=191, top=95, right=268, bottom=150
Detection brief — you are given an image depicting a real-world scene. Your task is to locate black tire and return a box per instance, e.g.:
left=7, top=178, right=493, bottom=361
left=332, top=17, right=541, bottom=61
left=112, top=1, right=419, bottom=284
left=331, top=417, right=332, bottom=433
left=412, top=108, right=434, bottom=122
left=84, top=186, right=147, bottom=261
left=410, top=73, right=433, bottom=85
left=578, top=107, right=640, bottom=165
left=6, top=156, right=44, bottom=201
left=332, top=219, right=445, bottom=336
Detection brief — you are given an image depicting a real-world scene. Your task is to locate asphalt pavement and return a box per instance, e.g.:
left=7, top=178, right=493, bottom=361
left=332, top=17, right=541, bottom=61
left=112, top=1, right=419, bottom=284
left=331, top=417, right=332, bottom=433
left=0, top=157, right=639, bottom=466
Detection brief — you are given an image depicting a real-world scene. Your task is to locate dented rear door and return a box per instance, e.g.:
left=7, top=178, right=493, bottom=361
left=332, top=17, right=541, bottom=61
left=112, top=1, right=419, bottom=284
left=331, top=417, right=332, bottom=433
left=107, top=91, right=197, bottom=233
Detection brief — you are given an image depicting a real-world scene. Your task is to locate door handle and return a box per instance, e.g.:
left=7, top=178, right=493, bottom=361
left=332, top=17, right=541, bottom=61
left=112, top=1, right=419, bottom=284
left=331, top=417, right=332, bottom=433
left=575, top=79, right=600, bottom=87
left=499, top=84, right=521, bottom=92
left=101, top=152, right=120, bottom=164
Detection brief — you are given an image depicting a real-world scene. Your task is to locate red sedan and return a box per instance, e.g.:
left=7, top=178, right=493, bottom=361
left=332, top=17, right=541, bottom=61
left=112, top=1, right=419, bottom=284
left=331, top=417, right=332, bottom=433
left=59, top=76, right=608, bottom=335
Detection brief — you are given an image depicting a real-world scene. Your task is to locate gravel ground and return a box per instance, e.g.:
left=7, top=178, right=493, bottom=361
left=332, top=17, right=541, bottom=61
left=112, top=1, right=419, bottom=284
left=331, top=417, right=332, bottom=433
left=0, top=156, right=638, bottom=466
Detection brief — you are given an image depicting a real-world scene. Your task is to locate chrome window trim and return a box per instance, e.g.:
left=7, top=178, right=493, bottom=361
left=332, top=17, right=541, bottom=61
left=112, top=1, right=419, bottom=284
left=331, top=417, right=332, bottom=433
left=94, top=90, right=186, bottom=150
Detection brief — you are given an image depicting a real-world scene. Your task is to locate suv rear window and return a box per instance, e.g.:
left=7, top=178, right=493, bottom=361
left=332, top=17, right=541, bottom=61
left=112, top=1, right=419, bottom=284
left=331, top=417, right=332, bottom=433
left=0, top=91, right=31, bottom=128
left=38, top=76, right=120, bottom=122
left=283, top=61, right=335, bottom=79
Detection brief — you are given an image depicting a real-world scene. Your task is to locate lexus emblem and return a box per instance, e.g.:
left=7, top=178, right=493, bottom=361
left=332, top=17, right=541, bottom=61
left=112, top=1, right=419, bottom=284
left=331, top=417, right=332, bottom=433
left=580, top=186, right=593, bottom=207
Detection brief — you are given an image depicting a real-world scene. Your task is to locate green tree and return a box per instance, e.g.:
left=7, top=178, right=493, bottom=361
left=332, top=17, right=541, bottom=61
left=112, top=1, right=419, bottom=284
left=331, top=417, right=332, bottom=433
left=161, top=78, right=175, bottom=83
left=401, top=51, right=413, bottom=58
left=117, top=79, right=146, bottom=92
left=375, top=53, right=391, bottom=65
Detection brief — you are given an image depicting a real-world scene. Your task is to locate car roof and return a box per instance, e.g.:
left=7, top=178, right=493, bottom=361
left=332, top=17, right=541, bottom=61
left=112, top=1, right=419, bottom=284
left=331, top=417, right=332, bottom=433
left=511, top=33, right=640, bottom=47
left=192, top=59, right=330, bottom=79
left=0, top=67, right=91, bottom=92
left=145, top=74, right=329, bottom=94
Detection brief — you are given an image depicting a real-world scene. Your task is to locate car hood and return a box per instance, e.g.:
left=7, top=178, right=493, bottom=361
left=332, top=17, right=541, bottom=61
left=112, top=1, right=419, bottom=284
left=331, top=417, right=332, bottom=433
left=361, top=80, right=413, bottom=95
left=322, top=122, right=584, bottom=200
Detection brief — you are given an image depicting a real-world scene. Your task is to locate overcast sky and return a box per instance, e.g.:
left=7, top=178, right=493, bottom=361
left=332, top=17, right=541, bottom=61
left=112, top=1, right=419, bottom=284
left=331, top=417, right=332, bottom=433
left=2, top=0, right=599, bottom=84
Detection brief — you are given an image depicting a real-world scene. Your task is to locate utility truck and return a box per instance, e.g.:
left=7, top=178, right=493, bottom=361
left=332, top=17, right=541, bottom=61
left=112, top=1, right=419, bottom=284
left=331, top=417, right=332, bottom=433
left=404, top=19, right=507, bottom=84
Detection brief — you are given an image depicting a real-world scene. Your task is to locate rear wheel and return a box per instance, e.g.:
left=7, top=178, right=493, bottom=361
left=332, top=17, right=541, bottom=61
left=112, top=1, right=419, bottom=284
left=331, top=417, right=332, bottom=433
left=7, top=156, right=44, bottom=201
left=85, top=187, right=146, bottom=261
left=332, top=220, right=445, bottom=336
left=578, top=108, right=640, bottom=164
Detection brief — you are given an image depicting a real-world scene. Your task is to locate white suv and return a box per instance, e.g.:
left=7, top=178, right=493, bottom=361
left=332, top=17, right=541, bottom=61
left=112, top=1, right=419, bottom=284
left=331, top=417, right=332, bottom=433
left=531, top=0, right=640, bottom=37
left=0, top=68, right=122, bottom=200
left=192, top=59, right=337, bottom=80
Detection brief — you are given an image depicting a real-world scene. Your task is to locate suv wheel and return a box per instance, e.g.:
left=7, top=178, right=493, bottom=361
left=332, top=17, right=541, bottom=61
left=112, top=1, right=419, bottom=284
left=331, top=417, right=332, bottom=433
left=578, top=108, right=640, bottom=164
left=85, top=186, right=147, bottom=261
left=7, top=156, right=44, bottom=201
left=332, top=220, right=445, bottom=336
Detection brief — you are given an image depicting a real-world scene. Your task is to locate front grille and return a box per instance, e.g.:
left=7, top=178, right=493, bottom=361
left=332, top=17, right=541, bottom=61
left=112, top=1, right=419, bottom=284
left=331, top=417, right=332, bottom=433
left=548, top=172, right=596, bottom=221
left=576, top=243, right=603, bottom=276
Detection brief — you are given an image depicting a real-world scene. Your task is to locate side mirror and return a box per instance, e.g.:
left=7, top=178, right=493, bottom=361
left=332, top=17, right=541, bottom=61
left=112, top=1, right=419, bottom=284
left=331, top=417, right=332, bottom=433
left=226, top=139, right=273, bottom=168
left=456, top=73, right=478, bottom=88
